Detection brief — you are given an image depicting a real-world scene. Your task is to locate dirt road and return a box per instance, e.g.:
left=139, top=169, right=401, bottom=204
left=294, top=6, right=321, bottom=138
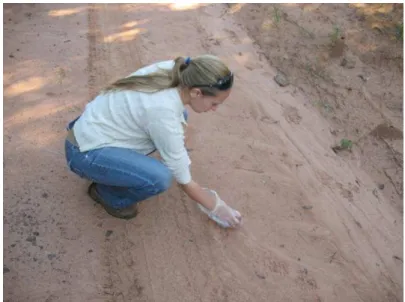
left=4, top=4, right=402, bottom=302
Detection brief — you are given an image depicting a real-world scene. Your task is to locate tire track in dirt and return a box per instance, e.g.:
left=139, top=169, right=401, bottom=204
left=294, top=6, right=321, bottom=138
left=86, top=5, right=156, bottom=302
left=86, top=7, right=153, bottom=300
left=86, top=4, right=99, bottom=100
left=187, top=14, right=294, bottom=293
left=87, top=4, right=109, bottom=101
left=86, top=6, right=119, bottom=301
left=189, top=6, right=325, bottom=300
left=178, top=9, right=276, bottom=300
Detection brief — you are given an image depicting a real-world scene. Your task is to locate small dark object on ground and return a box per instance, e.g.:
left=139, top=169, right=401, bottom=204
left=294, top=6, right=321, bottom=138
left=274, top=72, right=290, bottom=87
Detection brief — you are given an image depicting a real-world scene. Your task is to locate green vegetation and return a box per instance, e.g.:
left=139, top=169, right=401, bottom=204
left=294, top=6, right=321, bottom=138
left=395, top=22, right=403, bottom=41
left=340, top=138, right=353, bottom=150
left=273, top=6, right=281, bottom=24
left=329, top=25, right=341, bottom=46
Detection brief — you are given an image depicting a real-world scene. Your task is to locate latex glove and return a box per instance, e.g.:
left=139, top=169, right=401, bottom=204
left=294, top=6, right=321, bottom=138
left=198, top=189, right=242, bottom=228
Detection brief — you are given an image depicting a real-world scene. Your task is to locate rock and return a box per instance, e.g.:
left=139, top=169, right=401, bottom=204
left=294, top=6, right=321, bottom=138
left=274, top=72, right=290, bottom=87
left=105, top=230, right=113, bottom=237
left=386, top=101, right=403, bottom=112
left=302, top=205, right=313, bottom=210
left=4, top=266, right=10, bottom=274
left=47, top=254, right=56, bottom=260
left=341, top=57, right=356, bottom=69
left=358, top=74, right=369, bottom=82
left=26, top=236, right=36, bottom=244
left=378, top=184, right=385, bottom=190
left=330, top=129, right=338, bottom=136
left=255, top=271, right=266, bottom=279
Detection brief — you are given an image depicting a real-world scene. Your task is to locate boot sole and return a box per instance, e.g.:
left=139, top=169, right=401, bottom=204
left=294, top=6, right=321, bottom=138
left=88, top=183, right=138, bottom=220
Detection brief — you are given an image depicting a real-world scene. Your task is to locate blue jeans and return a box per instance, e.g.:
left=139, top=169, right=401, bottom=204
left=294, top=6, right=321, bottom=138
left=64, top=110, right=188, bottom=209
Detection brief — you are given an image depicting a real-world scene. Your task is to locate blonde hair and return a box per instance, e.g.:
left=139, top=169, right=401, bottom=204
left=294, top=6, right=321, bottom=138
left=102, top=55, right=232, bottom=96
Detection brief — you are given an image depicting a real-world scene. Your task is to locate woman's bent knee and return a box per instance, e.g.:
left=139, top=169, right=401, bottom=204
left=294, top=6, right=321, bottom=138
left=154, top=169, right=173, bottom=193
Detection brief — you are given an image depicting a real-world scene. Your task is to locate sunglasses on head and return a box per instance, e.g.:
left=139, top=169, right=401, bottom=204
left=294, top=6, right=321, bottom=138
left=192, top=72, right=234, bottom=91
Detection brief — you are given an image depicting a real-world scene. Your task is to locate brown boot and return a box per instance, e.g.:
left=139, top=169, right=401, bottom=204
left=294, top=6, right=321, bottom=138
left=87, top=183, right=138, bottom=219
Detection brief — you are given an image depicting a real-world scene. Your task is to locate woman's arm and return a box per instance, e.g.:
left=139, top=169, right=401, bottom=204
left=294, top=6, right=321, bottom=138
left=180, top=180, right=216, bottom=210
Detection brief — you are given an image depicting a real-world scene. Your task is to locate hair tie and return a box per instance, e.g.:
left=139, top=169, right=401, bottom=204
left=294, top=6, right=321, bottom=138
left=185, top=57, right=191, bottom=65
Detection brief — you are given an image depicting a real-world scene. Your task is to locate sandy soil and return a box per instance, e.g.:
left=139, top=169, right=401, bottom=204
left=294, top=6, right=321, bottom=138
left=3, top=4, right=403, bottom=302
left=234, top=3, right=404, bottom=216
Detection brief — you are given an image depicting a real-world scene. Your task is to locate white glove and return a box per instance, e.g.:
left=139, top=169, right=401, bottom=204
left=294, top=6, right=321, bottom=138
left=197, top=189, right=242, bottom=228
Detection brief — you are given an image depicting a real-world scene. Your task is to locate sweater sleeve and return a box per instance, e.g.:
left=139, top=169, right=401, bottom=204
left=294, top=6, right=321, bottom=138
left=147, top=110, right=192, bottom=185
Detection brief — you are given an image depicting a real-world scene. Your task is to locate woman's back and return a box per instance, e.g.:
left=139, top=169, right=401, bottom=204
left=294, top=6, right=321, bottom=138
left=72, top=60, right=187, bottom=154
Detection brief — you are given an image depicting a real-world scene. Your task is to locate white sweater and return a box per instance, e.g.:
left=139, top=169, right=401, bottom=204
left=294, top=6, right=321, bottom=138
left=72, top=60, right=192, bottom=184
